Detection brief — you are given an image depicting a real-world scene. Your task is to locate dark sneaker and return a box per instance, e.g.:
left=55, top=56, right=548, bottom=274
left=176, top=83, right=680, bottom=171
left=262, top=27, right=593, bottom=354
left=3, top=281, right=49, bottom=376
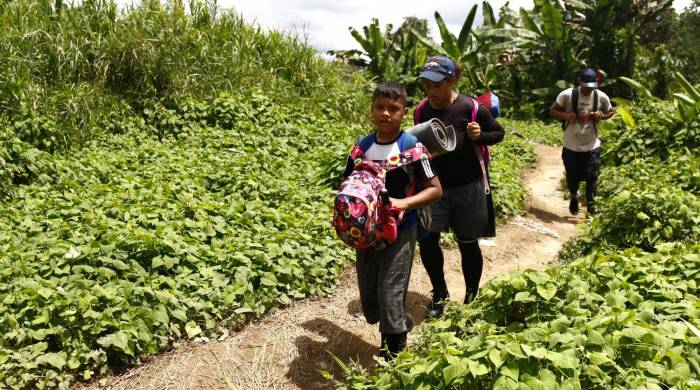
left=587, top=203, right=595, bottom=216
left=569, top=195, right=579, bottom=215
left=405, top=313, right=414, bottom=332
left=425, top=293, right=448, bottom=318
left=463, top=292, right=476, bottom=305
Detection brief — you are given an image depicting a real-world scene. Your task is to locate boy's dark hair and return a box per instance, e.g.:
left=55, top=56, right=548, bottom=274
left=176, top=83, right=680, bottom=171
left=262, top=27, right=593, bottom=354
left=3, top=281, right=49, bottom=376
left=372, top=81, right=407, bottom=106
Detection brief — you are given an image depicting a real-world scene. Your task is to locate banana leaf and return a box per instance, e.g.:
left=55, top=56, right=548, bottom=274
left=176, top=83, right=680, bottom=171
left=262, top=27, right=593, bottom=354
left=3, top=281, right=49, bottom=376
left=619, top=77, right=653, bottom=99
left=457, top=5, right=478, bottom=51
left=541, top=0, right=563, bottom=44
left=434, top=11, right=459, bottom=58
left=674, top=72, right=700, bottom=101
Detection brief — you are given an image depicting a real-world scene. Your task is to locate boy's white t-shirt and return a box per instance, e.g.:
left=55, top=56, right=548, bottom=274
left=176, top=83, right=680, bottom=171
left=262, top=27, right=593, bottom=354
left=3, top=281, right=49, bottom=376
left=363, top=142, right=401, bottom=162
left=556, top=87, right=612, bottom=152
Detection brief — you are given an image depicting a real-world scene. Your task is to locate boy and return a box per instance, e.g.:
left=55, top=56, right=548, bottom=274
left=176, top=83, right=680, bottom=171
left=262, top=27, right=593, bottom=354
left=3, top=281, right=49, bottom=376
left=341, top=81, right=442, bottom=359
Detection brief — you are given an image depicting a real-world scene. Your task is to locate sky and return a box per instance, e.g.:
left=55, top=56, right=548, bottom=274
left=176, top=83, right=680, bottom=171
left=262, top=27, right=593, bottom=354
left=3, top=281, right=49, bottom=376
left=215, top=0, right=695, bottom=53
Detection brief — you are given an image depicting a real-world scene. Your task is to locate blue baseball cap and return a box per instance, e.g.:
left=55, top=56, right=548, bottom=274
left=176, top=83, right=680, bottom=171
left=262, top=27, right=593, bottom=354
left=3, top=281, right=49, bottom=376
left=418, top=56, right=456, bottom=82
left=580, top=68, right=598, bottom=88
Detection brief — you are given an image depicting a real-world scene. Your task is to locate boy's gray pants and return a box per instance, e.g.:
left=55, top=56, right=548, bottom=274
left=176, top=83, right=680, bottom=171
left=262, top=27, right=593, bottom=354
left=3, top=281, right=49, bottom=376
left=356, top=225, right=416, bottom=334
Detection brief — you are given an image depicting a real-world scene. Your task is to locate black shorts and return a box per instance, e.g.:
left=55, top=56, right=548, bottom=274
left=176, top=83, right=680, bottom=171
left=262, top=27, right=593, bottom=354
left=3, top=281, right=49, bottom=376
left=426, top=177, right=496, bottom=240
left=562, top=147, right=600, bottom=183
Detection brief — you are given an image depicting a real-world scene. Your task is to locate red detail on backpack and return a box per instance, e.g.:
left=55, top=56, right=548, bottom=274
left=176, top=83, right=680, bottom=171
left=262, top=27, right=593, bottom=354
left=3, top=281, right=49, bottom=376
left=332, top=145, right=429, bottom=250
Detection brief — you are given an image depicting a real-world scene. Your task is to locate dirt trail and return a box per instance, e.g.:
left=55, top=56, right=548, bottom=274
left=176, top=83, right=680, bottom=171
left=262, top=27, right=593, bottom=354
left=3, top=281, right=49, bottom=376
left=79, top=144, right=579, bottom=390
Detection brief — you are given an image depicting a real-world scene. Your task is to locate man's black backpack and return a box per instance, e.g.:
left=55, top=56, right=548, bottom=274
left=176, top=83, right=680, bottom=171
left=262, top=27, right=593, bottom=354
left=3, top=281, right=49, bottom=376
left=562, top=87, right=599, bottom=133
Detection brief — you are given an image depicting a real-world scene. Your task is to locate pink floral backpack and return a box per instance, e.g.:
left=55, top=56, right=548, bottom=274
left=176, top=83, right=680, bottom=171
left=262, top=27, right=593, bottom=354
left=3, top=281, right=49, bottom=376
left=332, top=136, right=429, bottom=250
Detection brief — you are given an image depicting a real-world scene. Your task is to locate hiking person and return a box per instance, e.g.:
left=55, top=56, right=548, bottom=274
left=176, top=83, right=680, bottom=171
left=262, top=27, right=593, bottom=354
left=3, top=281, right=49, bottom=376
left=414, top=57, right=505, bottom=318
left=339, top=81, right=442, bottom=359
left=549, top=67, right=614, bottom=216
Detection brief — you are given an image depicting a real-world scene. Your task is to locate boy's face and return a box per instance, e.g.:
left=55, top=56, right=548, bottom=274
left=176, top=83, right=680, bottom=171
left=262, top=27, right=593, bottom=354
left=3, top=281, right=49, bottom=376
left=371, top=96, right=407, bottom=136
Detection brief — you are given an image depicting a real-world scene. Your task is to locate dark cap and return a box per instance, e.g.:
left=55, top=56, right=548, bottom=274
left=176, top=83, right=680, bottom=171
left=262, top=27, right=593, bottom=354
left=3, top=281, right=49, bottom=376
left=418, top=56, right=456, bottom=82
left=580, top=68, right=598, bottom=88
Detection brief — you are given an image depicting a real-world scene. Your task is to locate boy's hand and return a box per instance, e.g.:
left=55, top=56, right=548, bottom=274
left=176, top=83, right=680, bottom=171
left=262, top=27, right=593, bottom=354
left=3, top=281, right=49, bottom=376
left=467, top=122, right=481, bottom=141
left=592, top=111, right=602, bottom=122
left=567, top=112, right=577, bottom=122
left=389, top=197, right=410, bottom=210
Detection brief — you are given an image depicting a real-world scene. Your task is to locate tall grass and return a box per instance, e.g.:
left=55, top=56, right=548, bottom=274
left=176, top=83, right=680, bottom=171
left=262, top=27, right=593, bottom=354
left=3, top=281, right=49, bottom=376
left=0, top=0, right=366, bottom=150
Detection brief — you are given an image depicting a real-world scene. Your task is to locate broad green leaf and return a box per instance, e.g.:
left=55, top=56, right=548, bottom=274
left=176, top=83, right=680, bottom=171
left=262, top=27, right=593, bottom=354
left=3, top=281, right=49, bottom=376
left=97, top=331, right=128, bottom=351
left=443, top=359, right=467, bottom=384
left=467, top=358, right=490, bottom=377
left=541, top=0, right=563, bottom=43
left=545, top=349, right=578, bottom=369
left=674, top=72, right=700, bottom=100
left=619, top=77, right=653, bottom=99
left=501, top=362, right=519, bottom=380
left=185, top=321, right=202, bottom=339
left=617, top=106, right=636, bottom=128
left=536, top=283, right=557, bottom=301
left=456, top=5, right=478, bottom=50
left=514, top=291, right=536, bottom=302
left=37, top=352, right=67, bottom=370
left=434, top=11, right=459, bottom=58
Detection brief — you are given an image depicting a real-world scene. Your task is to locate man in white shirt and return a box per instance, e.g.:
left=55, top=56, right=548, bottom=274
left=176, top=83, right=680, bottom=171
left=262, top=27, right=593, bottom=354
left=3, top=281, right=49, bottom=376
left=549, top=68, right=615, bottom=216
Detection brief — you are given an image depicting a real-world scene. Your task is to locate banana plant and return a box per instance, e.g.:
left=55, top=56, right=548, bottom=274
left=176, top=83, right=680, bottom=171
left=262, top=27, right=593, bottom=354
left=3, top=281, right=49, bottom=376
left=409, top=4, right=479, bottom=64
left=348, top=18, right=394, bottom=79
left=673, top=72, right=700, bottom=121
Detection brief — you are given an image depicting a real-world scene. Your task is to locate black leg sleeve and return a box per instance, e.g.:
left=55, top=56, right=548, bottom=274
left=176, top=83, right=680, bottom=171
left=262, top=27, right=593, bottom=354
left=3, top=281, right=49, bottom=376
left=418, top=232, right=448, bottom=297
left=458, top=240, right=483, bottom=302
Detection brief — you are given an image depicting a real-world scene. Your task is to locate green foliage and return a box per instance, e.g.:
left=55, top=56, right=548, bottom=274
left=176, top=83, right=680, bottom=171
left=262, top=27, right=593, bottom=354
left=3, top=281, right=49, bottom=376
left=561, top=92, right=699, bottom=258
left=0, top=125, right=55, bottom=199
left=0, top=0, right=354, bottom=149
left=340, top=243, right=700, bottom=388
left=498, top=118, right=562, bottom=145
left=489, top=135, right=537, bottom=218
left=0, top=92, right=364, bottom=388
left=348, top=17, right=429, bottom=96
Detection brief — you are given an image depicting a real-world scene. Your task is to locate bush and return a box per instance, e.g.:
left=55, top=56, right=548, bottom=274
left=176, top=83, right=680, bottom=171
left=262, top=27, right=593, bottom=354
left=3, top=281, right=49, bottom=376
left=340, top=243, right=700, bottom=389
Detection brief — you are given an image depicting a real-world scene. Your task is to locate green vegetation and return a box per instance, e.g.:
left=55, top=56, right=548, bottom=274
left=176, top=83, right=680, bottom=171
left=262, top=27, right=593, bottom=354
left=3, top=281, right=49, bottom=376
left=0, top=1, right=541, bottom=388
left=340, top=243, right=700, bottom=389
left=347, top=1, right=700, bottom=117
left=2, top=0, right=698, bottom=388
left=341, top=73, right=700, bottom=390
left=0, top=0, right=364, bottom=152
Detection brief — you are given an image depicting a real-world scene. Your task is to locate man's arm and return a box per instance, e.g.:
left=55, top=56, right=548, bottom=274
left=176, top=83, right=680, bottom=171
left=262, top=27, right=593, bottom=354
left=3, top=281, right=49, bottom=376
left=549, top=102, right=576, bottom=122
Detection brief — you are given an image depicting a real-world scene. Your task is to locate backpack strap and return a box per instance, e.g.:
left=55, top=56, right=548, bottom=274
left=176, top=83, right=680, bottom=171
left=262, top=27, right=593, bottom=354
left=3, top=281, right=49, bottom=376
left=593, top=89, right=599, bottom=135
left=563, top=87, right=580, bottom=131
left=350, top=134, right=376, bottom=162
left=468, top=98, right=491, bottom=195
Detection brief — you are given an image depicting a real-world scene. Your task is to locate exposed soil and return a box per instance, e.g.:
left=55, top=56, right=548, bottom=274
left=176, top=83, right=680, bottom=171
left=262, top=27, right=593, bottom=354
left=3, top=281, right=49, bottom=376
left=77, top=144, right=579, bottom=390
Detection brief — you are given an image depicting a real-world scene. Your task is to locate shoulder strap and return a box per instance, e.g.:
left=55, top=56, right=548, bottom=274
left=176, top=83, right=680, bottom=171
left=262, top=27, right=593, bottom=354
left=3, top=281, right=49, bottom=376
left=572, top=87, right=579, bottom=117
left=350, top=134, right=375, bottom=161
left=413, top=99, right=427, bottom=124
left=468, top=97, right=490, bottom=195
left=593, top=90, right=599, bottom=134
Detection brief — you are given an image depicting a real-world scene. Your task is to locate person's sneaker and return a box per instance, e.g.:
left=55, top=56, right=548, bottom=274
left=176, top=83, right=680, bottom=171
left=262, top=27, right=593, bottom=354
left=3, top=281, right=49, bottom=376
left=463, top=292, right=476, bottom=305
left=405, top=313, right=414, bottom=332
left=425, top=293, right=448, bottom=318
left=569, top=194, right=579, bottom=215
left=587, top=203, right=595, bottom=216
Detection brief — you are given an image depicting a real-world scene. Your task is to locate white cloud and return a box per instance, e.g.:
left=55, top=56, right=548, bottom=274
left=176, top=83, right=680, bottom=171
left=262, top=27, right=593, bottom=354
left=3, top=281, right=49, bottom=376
left=219, top=0, right=536, bottom=52
left=116, top=0, right=694, bottom=53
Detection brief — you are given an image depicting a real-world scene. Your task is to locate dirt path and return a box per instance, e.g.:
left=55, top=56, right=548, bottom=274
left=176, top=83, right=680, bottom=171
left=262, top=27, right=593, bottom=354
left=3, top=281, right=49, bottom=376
left=79, top=144, right=579, bottom=390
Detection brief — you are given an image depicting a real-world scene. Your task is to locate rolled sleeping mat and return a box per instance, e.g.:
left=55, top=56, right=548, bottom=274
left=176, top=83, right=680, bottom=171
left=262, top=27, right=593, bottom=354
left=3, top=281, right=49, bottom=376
left=405, top=118, right=456, bottom=157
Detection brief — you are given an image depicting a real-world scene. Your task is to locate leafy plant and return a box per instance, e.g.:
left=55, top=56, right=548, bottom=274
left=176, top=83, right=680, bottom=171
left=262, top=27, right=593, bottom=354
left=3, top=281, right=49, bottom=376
left=340, top=243, right=700, bottom=388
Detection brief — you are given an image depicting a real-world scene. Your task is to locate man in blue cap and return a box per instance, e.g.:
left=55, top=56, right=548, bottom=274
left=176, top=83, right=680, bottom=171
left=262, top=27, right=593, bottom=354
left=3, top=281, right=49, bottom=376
left=549, top=68, right=615, bottom=216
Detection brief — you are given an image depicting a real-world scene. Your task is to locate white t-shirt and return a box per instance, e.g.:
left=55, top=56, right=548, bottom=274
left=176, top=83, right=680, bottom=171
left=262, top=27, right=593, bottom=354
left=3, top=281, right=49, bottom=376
left=556, top=87, right=612, bottom=152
